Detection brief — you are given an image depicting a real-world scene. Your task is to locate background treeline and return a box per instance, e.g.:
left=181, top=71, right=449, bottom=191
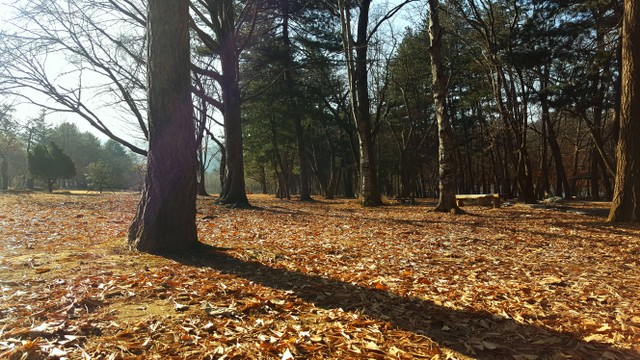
left=0, top=107, right=142, bottom=192
left=0, top=0, right=622, bottom=201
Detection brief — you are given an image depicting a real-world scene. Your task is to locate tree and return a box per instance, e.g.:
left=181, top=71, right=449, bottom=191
left=48, top=123, right=105, bottom=187
left=450, top=0, right=537, bottom=203
left=128, top=0, right=199, bottom=253
left=102, top=140, right=134, bottom=189
left=273, top=0, right=339, bottom=201
left=0, top=104, right=21, bottom=190
left=335, top=0, right=381, bottom=206
left=335, top=0, right=415, bottom=206
left=0, top=0, right=148, bottom=156
left=21, top=111, right=50, bottom=189
left=86, top=161, right=114, bottom=193
left=608, top=0, right=640, bottom=222
left=386, top=28, right=435, bottom=201
left=190, top=0, right=255, bottom=207
left=428, top=0, right=460, bottom=213
left=28, top=142, right=76, bottom=192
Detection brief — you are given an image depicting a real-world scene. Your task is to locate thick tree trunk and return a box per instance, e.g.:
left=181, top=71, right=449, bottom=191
left=218, top=56, right=249, bottom=206
left=429, top=0, right=460, bottom=213
left=355, top=3, right=381, bottom=207
left=358, top=129, right=381, bottom=206
left=609, top=0, right=640, bottom=222
left=128, top=0, right=199, bottom=253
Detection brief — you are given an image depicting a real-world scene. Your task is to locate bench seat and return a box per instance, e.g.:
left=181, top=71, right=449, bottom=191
left=456, top=194, right=501, bottom=208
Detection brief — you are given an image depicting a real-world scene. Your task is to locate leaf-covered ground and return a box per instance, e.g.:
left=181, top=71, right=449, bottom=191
left=1, top=192, right=639, bottom=359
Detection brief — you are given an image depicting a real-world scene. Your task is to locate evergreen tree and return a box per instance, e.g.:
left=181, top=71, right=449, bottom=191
left=28, top=142, right=76, bottom=192
left=0, top=104, right=21, bottom=190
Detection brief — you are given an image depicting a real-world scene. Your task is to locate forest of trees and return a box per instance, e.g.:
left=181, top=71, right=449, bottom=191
left=1, top=0, right=639, bottom=233
left=0, top=108, right=141, bottom=193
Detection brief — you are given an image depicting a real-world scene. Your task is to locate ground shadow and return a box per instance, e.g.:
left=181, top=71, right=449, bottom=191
left=169, top=245, right=638, bottom=359
left=538, top=204, right=611, bottom=218
left=249, top=201, right=497, bottom=225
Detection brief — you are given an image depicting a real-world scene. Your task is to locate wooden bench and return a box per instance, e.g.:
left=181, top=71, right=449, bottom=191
left=456, top=194, right=501, bottom=208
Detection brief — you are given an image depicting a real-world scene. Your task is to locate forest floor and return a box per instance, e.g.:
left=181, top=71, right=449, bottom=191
left=1, top=192, right=639, bottom=359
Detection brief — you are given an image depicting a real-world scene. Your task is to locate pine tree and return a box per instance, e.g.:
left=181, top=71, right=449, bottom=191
left=28, top=142, right=76, bottom=192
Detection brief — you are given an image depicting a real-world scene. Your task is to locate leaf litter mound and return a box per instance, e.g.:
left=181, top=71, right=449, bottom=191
left=0, top=193, right=639, bottom=359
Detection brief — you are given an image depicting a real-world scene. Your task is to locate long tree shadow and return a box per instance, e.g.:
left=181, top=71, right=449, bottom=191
left=170, top=245, right=638, bottom=359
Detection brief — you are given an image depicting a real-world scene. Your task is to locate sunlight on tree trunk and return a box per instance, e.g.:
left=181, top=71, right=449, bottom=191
left=128, top=0, right=199, bottom=253
left=609, top=0, right=640, bottom=222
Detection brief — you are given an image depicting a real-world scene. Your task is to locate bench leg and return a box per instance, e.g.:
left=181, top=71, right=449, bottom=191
left=456, top=199, right=464, bottom=207
left=493, top=198, right=500, bottom=208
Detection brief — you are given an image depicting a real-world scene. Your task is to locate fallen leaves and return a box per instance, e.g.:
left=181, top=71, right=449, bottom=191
left=0, top=193, right=639, bottom=359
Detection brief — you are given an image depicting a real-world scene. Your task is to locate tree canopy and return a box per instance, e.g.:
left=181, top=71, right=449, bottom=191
left=28, top=142, right=76, bottom=192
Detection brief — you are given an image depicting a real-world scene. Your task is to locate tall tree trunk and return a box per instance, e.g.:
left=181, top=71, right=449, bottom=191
left=218, top=52, right=249, bottom=206
left=128, top=0, right=199, bottom=253
left=546, top=116, right=570, bottom=198
left=429, top=0, right=460, bottom=213
left=217, top=1, right=249, bottom=207
left=337, top=0, right=382, bottom=207
left=609, top=0, right=640, bottom=222
left=539, top=99, right=550, bottom=198
left=540, top=66, right=571, bottom=198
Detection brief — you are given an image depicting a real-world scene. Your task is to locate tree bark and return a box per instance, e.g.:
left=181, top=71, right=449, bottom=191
left=428, top=0, right=461, bottom=213
left=539, top=66, right=571, bottom=198
left=609, top=0, right=640, bottom=222
left=337, top=0, right=382, bottom=207
left=128, top=0, right=199, bottom=253
left=212, top=0, right=249, bottom=208
left=218, top=46, right=249, bottom=207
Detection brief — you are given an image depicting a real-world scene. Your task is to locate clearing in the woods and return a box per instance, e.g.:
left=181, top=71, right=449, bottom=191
left=0, top=192, right=639, bottom=359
